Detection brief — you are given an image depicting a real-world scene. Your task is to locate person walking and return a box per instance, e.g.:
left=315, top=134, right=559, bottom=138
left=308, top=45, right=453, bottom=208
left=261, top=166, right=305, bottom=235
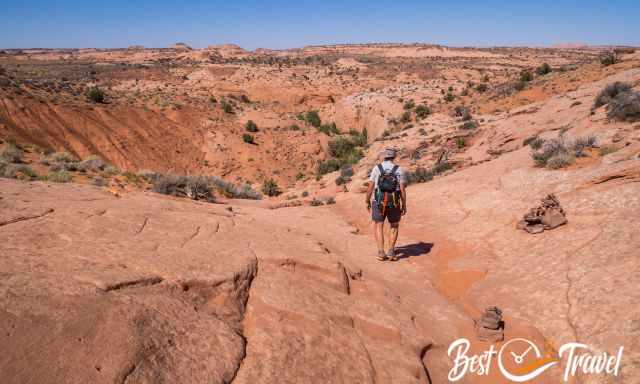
left=365, top=148, right=407, bottom=261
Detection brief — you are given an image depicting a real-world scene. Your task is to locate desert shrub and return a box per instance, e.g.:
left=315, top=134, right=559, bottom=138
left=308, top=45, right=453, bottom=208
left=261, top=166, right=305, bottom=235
left=456, top=137, right=466, bottom=148
left=102, top=165, right=120, bottom=176
left=289, top=124, right=301, bottom=131
left=514, top=80, right=527, bottom=91
left=209, top=96, right=217, bottom=104
left=262, top=178, right=280, bottom=196
left=460, top=120, right=479, bottom=130
left=403, top=100, right=415, bottom=110
left=152, top=175, right=215, bottom=202
left=593, top=82, right=632, bottom=108
left=242, top=134, right=255, bottom=144
left=455, top=105, right=473, bottom=121
left=432, top=161, right=452, bottom=175
left=316, top=158, right=342, bottom=175
left=41, top=151, right=77, bottom=165
left=324, top=197, right=336, bottom=205
left=206, top=176, right=261, bottom=199
left=405, top=167, right=433, bottom=185
left=599, top=145, right=619, bottom=156
left=349, top=129, right=368, bottom=146
left=400, top=111, right=412, bottom=123
left=524, top=136, right=545, bottom=150
left=418, top=128, right=427, bottom=136
left=335, top=175, right=348, bottom=185
left=93, top=177, right=108, bottom=187
left=78, top=155, right=107, bottom=172
left=607, top=91, right=640, bottom=122
left=240, top=94, right=251, bottom=103
left=573, top=135, right=597, bottom=157
left=476, top=83, right=488, bottom=93
left=221, top=100, right=234, bottom=114
left=305, top=111, right=322, bottom=127
left=301, top=191, right=309, bottom=197
left=137, top=169, right=158, bottom=181
left=599, top=51, right=620, bottom=66
left=340, top=164, right=354, bottom=178
left=520, top=70, right=534, bottom=82
left=318, top=122, right=340, bottom=135
left=532, top=137, right=570, bottom=167
left=536, top=63, right=552, bottom=76
left=310, top=198, right=324, bottom=206
left=2, top=164, right=38, bottom=180
left=44, top=170, right=72, bottom=183
left=546, top=152, right=575, bottom=169
left=0, top=142, right=22, bottom=163
left=415, top=105, right=431, bottom=119
left=245, top=120, right=259, bottom=132
left=86, top=87, right=105, bottom=103
left=295, top=172, right=305, bottom=180
left=444, top=92, right=455, bottom=102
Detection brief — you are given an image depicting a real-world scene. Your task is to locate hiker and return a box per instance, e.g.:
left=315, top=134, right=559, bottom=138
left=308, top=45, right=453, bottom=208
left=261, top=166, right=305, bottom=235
left=366, top=148, right=407, bottom=261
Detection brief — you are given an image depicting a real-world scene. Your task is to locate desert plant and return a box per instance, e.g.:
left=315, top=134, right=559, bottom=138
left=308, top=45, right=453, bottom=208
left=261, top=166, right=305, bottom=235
left=432, top=161, right=452, bottom=175
left=524, top=136, right=545, bottom=150
left=403, top=100, right=415, bottom=110
left=531, top=137, right=574, bottom=168
left=262, top=178, right=280, bottom=196
left=400, top=111, right=412, bottom=123
left=301, top=191, right=309, bottom=197
left=456, top=137, right=466, bottom=149
left=536, top=63, right=552, bottom=76
left=546, top=152, right=575, bottom=169
left=78, top=155, right=107, bottom=172
left=316, top=159, right=342, bottom=175
left=415, top=105, right=431, bottom=119
left=324, top=197, right=336, bottom=205
left=245, top=120, right=259, bottom=132
left=152, top=175, right=215, bottom=202
left=318, top=122, right=340, bottom=135
left=418, top=128, right=427, bottom=136
left=520, top=70, right=534, bottom=82
left=573, top=135, right=597, bottom=157
left=0, top=142, right=22, bottom=163
left=405, top=167, right=433, bottom=185
left=514, top=80, right=527, bottom=91
left=305, top=111, right=322, bottom=127
left=86, top=87, right=105, bottom=103
left=41, top=151, right=77, bottom=165
left=2, top=164, right=37, bottom=180
left=444, top=92, right=455, bottom=102
left=242, top=134, right=255, bottom=144
left=44, top=170, right=72, bottom=183
left=310, top=198, right=324, bottom=206
left=221, top=100, right=234, bottom=114
left=593, top=82, right=632, bottom=108
left=340, top=164, right=354, bottom=178
left=607, top=91, right=640, bottom=122
left=240, top=94, right=251, bottom=103
left=476, top=83, right=489, bottom=93
left=460, top=120, right=479, bottom=130
left=599, top=51, right=620, bottom=66
left=335, top=175, right=348, bottom=185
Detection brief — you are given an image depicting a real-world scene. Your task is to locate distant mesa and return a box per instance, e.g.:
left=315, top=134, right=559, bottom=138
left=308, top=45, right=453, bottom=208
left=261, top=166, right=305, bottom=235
left=127, top=45, right=145, bottom=50
left=170, top=42, right=193, bottom=51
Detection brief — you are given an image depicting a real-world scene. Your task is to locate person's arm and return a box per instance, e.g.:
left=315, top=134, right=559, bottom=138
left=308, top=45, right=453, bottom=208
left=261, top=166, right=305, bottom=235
left=400, top=182, right=407, bottom=215
left=365, top=182, right=374, bottom=210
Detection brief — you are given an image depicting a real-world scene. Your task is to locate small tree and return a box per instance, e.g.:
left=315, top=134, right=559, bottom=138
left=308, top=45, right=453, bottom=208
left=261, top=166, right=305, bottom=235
left=599, top=51, right=620, bottom=66
left=245, top=120, right=259, bottom=132
left=305, top=111, right=321, bottom=127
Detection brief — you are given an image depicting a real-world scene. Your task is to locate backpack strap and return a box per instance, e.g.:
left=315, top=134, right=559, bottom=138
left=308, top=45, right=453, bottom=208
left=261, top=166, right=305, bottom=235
left=391, top=165, right=399, bottom=175
left=377, top=164, right=384, bottom=174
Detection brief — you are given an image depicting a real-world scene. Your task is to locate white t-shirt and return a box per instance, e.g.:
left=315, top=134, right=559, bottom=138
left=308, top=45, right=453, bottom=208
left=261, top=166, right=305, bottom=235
left=369, top=160, right=406, bottom=200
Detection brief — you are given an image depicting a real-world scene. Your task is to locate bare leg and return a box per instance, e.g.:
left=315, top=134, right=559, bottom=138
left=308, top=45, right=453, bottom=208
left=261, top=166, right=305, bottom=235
left=388, top=222, right=400, bottom=253
left=373, top=221, right=385, bottom=254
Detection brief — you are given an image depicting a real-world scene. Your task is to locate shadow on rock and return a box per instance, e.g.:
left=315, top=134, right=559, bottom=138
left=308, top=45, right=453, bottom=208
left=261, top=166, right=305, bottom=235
left=395, top=242, right=434, bottom=260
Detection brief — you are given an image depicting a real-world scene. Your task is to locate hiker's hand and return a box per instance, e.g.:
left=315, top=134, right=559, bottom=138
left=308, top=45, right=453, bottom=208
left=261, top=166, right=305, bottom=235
left=366, top=201, right=371, bottom=211
left=401, top=205, right=407, bottom=216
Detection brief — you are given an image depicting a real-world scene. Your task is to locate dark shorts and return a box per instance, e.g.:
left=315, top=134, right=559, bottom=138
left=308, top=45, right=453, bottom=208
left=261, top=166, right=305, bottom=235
left=371, top=202, right=402, bottom=224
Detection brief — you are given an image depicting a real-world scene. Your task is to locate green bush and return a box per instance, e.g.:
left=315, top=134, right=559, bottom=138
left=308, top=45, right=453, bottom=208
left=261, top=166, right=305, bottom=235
left=324, top=197, right=336, bottom=205
left=405, top=167, right=433, bottom=185
left=400, top=111, right=412, bottom=123
left=460, top=120, right=479, bottom=130
left=403, top=100, right=415, bottom=110
left=594, top=82, right=632, bottom=108
left=305, top=111, right=322, bottom=127
left=456, top=137, right=466, bottom=148
left=245, top=120, right=259, bottom=132
left=415, top=105, right=431, bottom=119
left=476, top=83, right=488, bottom=93
left=2, top=164, right=38, bottom=180
left=536, top=63, right=552, bottom=76
left=242, top=134, right=255, bottom=144
left=221, top=100, right=234, bottom=114
left=546, top=153, right=575, bottom=169
left=514, top=81, right=527, bottom=91
left=444, top=92, right=455, bottom=102
left=318, top=122, right=340, bottom=135
left=432, top=161, right=452, bottom=175
left=87, top=87, right=105, bottom=103
left=520, top=70, right=534, bottom=82
left=310, top=198, right=324, bottom=206
left=524, top=136, right=545, bottom=150
left=262, top=178, right=280, bottom=196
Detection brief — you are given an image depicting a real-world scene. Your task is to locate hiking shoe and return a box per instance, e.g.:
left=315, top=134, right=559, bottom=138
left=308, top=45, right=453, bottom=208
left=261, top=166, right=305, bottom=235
left=377, top=250, right=388, bottom=261
left=386, top=249, right=398, bottom=261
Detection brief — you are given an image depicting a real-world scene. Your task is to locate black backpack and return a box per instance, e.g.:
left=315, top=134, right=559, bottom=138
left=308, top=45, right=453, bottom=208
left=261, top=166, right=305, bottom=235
left=377, top=164, right=399, bottom=193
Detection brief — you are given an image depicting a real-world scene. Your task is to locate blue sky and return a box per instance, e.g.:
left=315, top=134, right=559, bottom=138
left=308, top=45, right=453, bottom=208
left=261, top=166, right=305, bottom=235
left=1, top=1, right=638, bottom=49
